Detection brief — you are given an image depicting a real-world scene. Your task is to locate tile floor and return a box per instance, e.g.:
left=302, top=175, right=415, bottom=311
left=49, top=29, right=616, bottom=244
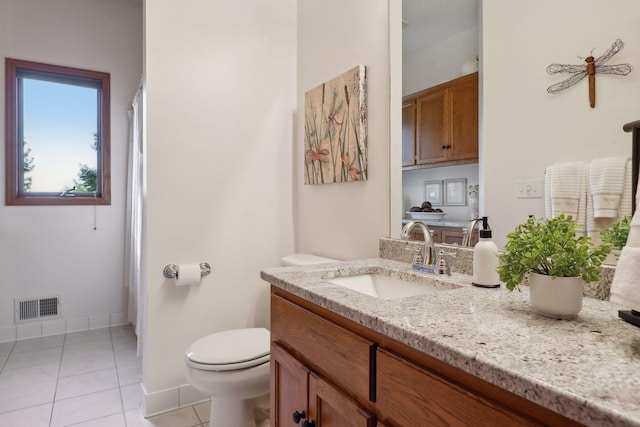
left=0, top=325, right=218, bottom=427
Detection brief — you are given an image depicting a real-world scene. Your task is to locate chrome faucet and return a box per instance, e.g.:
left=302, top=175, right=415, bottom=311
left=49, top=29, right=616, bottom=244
left=462, top=217, right=483, bottom=247
left=401, top=221, right=437, bottom=268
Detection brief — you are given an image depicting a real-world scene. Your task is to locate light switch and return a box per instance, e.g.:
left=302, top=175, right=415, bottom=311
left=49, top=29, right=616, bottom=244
left=516, top=179, right=543, bottom=199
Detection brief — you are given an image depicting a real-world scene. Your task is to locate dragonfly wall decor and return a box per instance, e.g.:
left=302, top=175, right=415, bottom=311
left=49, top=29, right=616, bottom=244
left=546, top=39, right=632, bottom=108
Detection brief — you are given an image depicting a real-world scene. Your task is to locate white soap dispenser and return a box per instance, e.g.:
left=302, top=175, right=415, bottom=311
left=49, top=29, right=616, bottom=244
left=472, top=216, right=501, bottom=288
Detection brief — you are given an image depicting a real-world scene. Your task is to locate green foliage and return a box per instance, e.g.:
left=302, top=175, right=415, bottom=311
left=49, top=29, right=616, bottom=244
left=73, top=134, right=98, bottom=192
left=74, top=164, right=97, bottom=192
left=23, top=140, right=35, bottom=191
left=497, top=214, right=611, bottom=291
left=601, top=215, right=631, bottom=250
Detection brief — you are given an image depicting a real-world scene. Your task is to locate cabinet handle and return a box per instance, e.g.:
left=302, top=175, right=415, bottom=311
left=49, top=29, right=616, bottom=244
left=292, top=410, right=305, bottom=424
left=302, top=420, right=316, bottom=427
left=445, top=144, right=452, bottom=149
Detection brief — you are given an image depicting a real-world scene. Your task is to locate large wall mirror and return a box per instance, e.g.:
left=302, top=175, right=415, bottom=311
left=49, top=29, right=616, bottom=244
left=392, top=1, right=638, bottom=255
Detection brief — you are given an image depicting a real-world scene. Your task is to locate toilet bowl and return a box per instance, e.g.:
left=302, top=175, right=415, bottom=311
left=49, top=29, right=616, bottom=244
left=184, top=328, right=270, bottom=427
left=184, top=254, right=337, bottom=427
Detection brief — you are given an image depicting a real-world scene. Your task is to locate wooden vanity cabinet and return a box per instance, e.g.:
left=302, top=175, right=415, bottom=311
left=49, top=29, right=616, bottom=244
left=271, top=294, right=376, bottom=426
left=408, top=224, right=478, bottom=246
left=403, top=72, right=478, bottom=168
left=376, top=348, right=537, bottom=426
left=270, top=287, right=583, bottom=427
left=271, top=343, right=374, bottom=427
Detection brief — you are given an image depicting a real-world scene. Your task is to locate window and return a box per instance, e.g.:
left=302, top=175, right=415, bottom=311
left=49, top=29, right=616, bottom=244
left=5, top=58, right=110, bottom=205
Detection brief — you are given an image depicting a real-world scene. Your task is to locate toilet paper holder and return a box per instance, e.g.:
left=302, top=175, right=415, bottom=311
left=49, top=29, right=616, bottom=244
left=163, top=263, right=211, bottom=279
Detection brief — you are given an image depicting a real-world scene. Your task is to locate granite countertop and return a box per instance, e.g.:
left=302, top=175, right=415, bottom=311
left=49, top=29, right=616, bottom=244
left=261, top=258, right=640, bottom=427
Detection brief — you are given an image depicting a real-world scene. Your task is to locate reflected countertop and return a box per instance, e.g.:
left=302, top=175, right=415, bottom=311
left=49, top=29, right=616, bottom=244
left=261, top=258, right=640, bottom=427
left=401, top=218, right=471, bottom=228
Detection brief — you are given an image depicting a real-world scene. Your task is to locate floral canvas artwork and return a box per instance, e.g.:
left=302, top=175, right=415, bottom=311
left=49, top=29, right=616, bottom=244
left=304, top=65, right=367, bottom=184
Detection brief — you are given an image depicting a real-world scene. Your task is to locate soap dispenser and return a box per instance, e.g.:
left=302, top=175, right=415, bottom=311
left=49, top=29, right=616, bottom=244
left=472, top=216, right=501, bottom=288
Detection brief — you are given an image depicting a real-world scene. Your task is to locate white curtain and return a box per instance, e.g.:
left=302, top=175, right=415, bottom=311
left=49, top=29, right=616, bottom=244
left=125, top=79, right=145, bottom=356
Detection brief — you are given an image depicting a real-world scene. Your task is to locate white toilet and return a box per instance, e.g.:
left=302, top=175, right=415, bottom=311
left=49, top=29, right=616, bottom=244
left=184, top=253, right=337, bottom=427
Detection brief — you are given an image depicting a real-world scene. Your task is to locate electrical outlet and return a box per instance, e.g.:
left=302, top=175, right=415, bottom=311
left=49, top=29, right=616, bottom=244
left=516, top=179, right=543, bottom=199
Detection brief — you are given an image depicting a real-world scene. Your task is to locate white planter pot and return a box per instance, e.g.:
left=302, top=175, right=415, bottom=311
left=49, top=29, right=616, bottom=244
left=528, top=273, right=584, bottom=319
left=603, top=249, right=621, bottom=266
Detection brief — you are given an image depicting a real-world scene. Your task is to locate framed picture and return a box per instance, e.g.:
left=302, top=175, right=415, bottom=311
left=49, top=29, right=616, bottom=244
left=424, top=181, right=443, bottom=206
left=304, top=65, right=367, bottom=185
left=444, top=178, right=467, bottom=206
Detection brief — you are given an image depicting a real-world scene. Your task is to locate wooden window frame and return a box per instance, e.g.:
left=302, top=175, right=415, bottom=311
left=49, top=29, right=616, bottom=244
left=5, top=58, right=111, bottom=206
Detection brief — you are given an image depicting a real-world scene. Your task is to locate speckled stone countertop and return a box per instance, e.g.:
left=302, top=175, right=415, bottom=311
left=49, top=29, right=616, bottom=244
left=261, top=258, right=640, bottom=427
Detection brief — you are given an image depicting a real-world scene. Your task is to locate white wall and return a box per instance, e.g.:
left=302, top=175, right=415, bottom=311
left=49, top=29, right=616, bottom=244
left=0, top=0, right=142, bottom=341
left=143, top=0, right=296, bottom=414
left=403, top=164, right=479, bottom=221
left=403, top=25, right=479, bottom=96
left=482, top=0, right=640, bottom=247
left=295, top=0, right=391, bottom=260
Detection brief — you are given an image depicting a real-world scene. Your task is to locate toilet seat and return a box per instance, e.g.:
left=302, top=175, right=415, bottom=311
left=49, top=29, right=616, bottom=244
left=185, top=327, right=270, bottom=372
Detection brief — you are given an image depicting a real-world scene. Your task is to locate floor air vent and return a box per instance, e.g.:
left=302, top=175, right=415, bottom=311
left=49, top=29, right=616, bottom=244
left=15, top=296, right=60, bottom=323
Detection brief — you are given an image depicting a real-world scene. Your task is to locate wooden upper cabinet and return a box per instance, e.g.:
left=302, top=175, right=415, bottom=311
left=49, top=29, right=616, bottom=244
left=449, top=73, right=479, bottom=161
left=416, top=90, right=448, bottom=164
left=403, top=72, right=478, bottom=168
left=402, top=100, right=417, bottom=166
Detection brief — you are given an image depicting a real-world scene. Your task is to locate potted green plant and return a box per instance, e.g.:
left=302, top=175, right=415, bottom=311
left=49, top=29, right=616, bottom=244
left=497, top=214, right=611, bottom=318
left=601, top=215, right=631, bottom=264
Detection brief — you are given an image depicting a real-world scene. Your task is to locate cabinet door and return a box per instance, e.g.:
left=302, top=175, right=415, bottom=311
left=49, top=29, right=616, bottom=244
left=377, top=348, right=538, bottom=427
left=449, top=73, right=478, bottom=161
left=402, top=100, right=416, bottom=166
left=409, top=227, right=442, bottom=243
left=308, top=372, right=375, bottom=427
left=271, top=343, right=309, bottom=427
left=441, top=229, right=465, bottom=246
left=416, top=90, right=448, bottom=164
left=271, top=294, right=374, bottom=402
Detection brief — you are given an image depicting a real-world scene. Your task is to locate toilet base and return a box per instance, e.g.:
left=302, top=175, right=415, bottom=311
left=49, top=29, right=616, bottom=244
left=210, top=393, right=268, bottom=427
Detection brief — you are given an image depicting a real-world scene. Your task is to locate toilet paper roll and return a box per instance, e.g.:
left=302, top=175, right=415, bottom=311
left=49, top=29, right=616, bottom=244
left=175, top=263, right=202, bottom=286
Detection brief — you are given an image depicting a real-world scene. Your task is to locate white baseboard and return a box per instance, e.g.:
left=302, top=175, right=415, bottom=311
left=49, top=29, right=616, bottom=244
left=0, top=326, right=17, bottom=343
left=142, top=383, right=179, bottom=417
left=0, top=311, right=130, bottom=343
left=142, top=383, right=209, bottom=418
left=179, top=384, right=209, bottom=407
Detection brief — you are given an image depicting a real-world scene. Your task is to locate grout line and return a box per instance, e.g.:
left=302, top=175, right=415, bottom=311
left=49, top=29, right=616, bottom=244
left=0, top=326, right=215, bottom=427
left=110, top=326, right=128, bottom=424
left=49, top=333, right=65, bottom=426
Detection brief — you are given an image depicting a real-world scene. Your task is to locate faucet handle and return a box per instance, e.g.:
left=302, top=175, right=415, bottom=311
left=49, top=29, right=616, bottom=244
left=435, top=250, right=451, bottom=275
left=405, top=245, right=424, bottom=265
left=412, top=248, right=424, bottom=265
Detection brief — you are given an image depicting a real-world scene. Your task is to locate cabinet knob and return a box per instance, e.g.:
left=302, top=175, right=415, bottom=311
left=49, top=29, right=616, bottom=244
left=443, top=144, right=452, bottom=150
left=292, top=410, right=305, bottom=424
left=302, top=420, right=316, bottom=427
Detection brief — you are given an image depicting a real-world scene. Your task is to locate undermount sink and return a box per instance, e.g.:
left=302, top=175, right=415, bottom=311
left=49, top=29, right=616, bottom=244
left=327, top=273, right=460, bottom=300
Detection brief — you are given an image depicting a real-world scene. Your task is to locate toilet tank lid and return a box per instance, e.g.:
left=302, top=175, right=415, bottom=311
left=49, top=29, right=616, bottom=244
left=186, top=328, right=270, bottom=365
left=280, top=254, right=339, bottom=266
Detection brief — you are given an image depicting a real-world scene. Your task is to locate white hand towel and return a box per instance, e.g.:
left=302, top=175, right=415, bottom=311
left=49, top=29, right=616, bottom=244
left=544, top=166, right=553, bottom=219
left=550, top=162, right=585, bottom=217
left=589, top=157, right=628, bottom=218
left=545, top=162, right=587, bottom=235
left=587, top=159, right=632, bottom=245
left=610, top=244, right=640, bottom=311
left=610, top=163, right=640, bottom=311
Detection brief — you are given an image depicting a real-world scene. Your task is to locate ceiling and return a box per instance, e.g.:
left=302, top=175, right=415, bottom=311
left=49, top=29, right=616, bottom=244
left=402, top=0, right=478, bottom=57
